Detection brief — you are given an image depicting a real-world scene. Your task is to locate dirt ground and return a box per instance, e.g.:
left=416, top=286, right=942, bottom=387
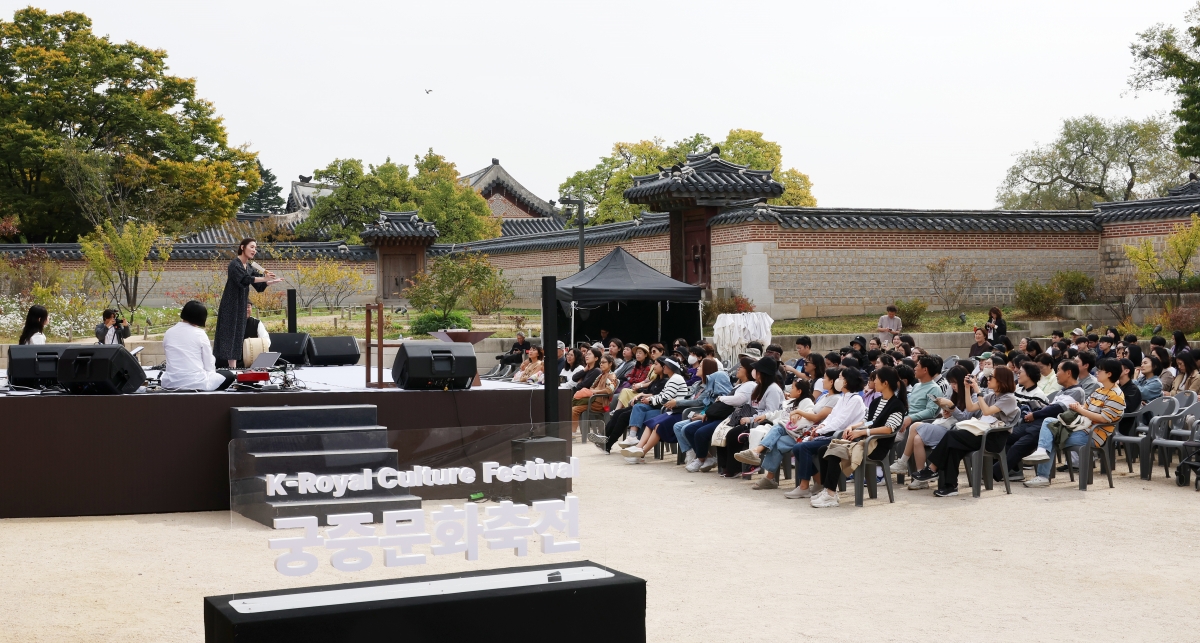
left=2, top=444, right=1198, bottom=642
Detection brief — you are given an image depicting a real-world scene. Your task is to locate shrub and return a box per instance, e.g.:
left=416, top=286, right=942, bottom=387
left=892, top=299, right=927, bottom=328
left=1014, top=279, right=1061, bottom=317
left=466, top=270, right=514, bottom=315
left=410, top=310, right=473, bottom=335
left=1051, top=270, right=1095, bottom=305
left=703, top=294, right=755, bottom=326
left=1168, top=305, right=1200, bottom=334
left=250, top=289, right=285, bottom=313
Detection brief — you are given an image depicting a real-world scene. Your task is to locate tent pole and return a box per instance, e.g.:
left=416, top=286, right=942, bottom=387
left=698, top=300, right=704, bottom=343
left=657, top=301, right=662, bottom=342
left=570, top=302, right=576, bottom=347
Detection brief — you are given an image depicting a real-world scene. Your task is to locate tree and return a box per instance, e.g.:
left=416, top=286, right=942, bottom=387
left=410, top=149, right=500, bottom=242
left=1129, top=3, right=1200, bottom=163
left=295, top=158, right=417, bottom=243
left=997, top=115, right=1191, bottom=210
left=558, top=129, right=815, bottom=225
left=79, top=221, right=173, bottom=316
left=466, top=269, right=514, bottom=315
left=1124, top=213, right=1200, bottom=305
left=0, top=8, right=260, bottom=241
left=926, top=256, right=978, bottom=312
left=241, top=160, right=285, bottom=213
left=402, top=254, right=495, bottom=326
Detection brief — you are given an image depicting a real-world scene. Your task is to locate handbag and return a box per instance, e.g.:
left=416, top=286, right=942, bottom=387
left=711, top=403, right=753, bottom=447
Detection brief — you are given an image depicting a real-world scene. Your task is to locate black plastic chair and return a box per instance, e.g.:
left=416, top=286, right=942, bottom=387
left=965, top=424, right=1013, bottom=497
left=578, top=393, right=612, bottom=444
left=854, top=434, right=896, bottom=507
left=1112, top=397, right=1175, bottom=479
left=1063, top=425, right=1114, bottom=491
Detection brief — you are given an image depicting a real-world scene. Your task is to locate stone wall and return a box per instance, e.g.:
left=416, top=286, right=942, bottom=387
left=1099, top=218, right=1192, bottom=278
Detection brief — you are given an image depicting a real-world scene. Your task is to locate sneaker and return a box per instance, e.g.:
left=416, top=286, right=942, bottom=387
left=685, top=458, right=702, bottom=473
left=876, top=466, right=885, bottom=483
left=933, top=487, right=959, bottom=497
left=1007, top=471, right=1026, bottom=482
left=1023, top=476, right=1050, bottom=488
left=619, top=445, right=644, bottom=458
left=1056, top=463, right=1077, bottom=473
left=619, top=436, right=639, bottom=447
left=1024, top=448, right=1050, bottom=463
left=623, top=457, right=645, bottom=465
left=752, top=476, right=778, bottom=490
left=734, top=449, right=762, bottom=466
left=907, top=479, right=928, bottom=490
left=746, top=466, right=761, bottom=476
left=912, top=466, right=937, bottom=482
left=683, top=449, right=697, bottom=465
left=698, top=457, right=717, bottom=472
left=810, top=490, right=840, bottom=508
left=889, top=456, right=909, bottom=474
left=783, top=486, right=811, bottom=499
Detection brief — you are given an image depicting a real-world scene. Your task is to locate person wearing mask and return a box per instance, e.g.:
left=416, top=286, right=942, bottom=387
left=810, top=366, right=907, bottom=508
left=161, top=300, right=234, bottom=391
left=95, top=309, right=131, bottom=346
left=498, top=331, right=532, bottom=366
left=18, top=305, right=48, bottom=345
left=994, top=360, right=1086, bottom=482
left=787, top=367, right=867, bottom=499
left=716, top=357, right=785, bottom=476
left=1135, top=355, right=1164, bottom=403
left=1023, top=359, right=1125, bottom=487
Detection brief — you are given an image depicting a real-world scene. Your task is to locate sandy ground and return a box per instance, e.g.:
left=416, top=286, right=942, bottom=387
left=2, top=445, right=1199, bottom=642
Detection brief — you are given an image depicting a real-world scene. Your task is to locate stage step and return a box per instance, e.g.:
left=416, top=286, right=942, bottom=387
left=233, top=426, right=388, bottom=453
left=233, top=447, right=399, bottom=477
left=236, top=493, right=422, bottom=527
left=230, top=404, right=377, bottom=438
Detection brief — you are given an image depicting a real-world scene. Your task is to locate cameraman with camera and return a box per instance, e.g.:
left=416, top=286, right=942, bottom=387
left=95, top=309, right=131, bottom=346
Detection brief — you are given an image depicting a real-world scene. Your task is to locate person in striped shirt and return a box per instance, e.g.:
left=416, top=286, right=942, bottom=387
left=1024, top=358, right=1125, bottom=487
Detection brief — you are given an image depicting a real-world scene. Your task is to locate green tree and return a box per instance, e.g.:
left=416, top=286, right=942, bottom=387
left=1130, top=2, right=1200, bottom=162
left=558, top=129, right=815, bottom=224
left=241, top=160, right=285, bottom=213
left=79, top=220, right=174, bottom=316
left=411, top=149, right=500, bottom=242
left=402, top=254, right=495, bottom=326
left=1124, top=213, right=1200, bottom=305
left=296, top=158, right=417, bottom=243
left=0, top=7, right=260, bottom=241
left=997, top=115, right=1190, bottom=209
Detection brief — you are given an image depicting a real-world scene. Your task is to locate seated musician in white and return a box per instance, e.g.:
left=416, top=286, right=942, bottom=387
left=161, top=300, right=235, bottom=391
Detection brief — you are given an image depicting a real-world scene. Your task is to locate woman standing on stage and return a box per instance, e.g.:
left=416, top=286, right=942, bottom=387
left=213, top=238, right=282, bottom=367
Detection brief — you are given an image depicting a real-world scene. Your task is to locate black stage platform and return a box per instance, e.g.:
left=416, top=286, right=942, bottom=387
left=0, top=387, right=572, bottom=519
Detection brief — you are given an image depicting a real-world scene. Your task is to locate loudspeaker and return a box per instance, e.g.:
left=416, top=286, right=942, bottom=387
left=6, top=344, right=73, bottom=388
left=392, top=340, right=476, bottom=390
left=269, top=332, right=311, bottom=366
left=306, top=336, right=361, bottom=366
left=57, top=345, right=145, bottom=395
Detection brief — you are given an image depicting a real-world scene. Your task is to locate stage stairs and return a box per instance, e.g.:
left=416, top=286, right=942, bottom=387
left=229, top=404, right=420, bottom=528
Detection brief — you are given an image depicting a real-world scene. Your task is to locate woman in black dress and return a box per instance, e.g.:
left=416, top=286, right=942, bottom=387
left=213, top=238, right=282, bottom=367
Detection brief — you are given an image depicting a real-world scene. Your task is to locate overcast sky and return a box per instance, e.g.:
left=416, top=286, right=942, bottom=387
left=8, top=0, right=1196, bottom=210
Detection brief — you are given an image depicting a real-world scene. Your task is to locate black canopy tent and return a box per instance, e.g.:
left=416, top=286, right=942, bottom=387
left=553, top=247, right=704, bottom=348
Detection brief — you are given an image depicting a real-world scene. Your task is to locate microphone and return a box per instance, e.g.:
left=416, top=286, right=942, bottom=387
left=250, top=261, right=266, bottom=275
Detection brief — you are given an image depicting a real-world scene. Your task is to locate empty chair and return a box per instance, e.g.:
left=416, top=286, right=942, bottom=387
left=1174, top=390, right=1197, bottom=408
left=1112, top=397, right=1175, bottom=479
left=1151, top=407, right=1200, bottom=478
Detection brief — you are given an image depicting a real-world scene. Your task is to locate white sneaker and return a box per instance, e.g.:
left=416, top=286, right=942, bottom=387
left=1024, top=448, right=1050, bottom=463
left=620, top=446, right=644, bottom=458
left=889, top=456, right=909, bottom=474
left=698, top=457, right=717, bottom=472
left=619, top=436, right=639, bottom=447
left=683, top=449, right=697, bottom=465
left=1023, top=476, right=1050, bottom=488
left=685, top=458, right=703, bottom=472
left=810, top=490, right=840, bottom=508
left=783, top=486, right=812, bottom=499
left=623, top=456, right=645, bottom=465
left=907, top=479, right=928, bottom=490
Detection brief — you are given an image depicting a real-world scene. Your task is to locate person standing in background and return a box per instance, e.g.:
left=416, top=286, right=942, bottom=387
left=876, top=305, right=902, bottom=345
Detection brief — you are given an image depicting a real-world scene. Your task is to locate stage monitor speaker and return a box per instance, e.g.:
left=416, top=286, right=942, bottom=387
left=392, top=340, right=476, bottom=390
left=57, top=345, right=146, bottom=395
left=269, top=332, right=311, bottom=366
left=306, top=335, right=361, bottom=366
left=6, top=344, right=73, bottom=388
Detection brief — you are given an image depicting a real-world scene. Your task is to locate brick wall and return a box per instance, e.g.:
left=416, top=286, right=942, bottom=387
left=486, top=191, right=534, bottom=218
left=1099, top=219, right=1193, bottom=277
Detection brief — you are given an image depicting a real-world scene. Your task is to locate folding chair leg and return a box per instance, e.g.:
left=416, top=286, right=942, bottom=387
left=998, top=446, right=1011, bottom=495
left=881, top=456, right=895, bottom=503
left=854, top=461, right=865, bottom=507
left=971, top=450, right=983, bottom=498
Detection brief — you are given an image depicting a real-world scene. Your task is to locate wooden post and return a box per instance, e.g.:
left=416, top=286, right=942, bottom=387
left=365, top=304, right=372, bottom=388
left=377, top=303, right=384, bottom=386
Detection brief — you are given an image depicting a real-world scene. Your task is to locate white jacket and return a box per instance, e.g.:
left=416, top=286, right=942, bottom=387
left=161, top=322, right=227, bottom=391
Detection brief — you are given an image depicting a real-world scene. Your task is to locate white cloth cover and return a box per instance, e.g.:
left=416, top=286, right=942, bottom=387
left=712, top=312, right=775, bottom=364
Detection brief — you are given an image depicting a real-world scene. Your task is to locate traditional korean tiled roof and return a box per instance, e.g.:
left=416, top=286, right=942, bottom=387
left=0, top=241, right=375, bottom=262
left=501, top=217, right=564, bottom=237
left=711, top=204, right=1101, bottom=233
left=1093, top=192, right=1200, bottom=223
left=180, top=212, right=307, bottom=245
left=360, top=211, right=440, bottom=244
left=624, top=147, right=784, bottom=208
left=461, top=159, right=559, bottom=218
left=285, top=180, right=332, bottom=213
left=429, top=213, right=668, bottom=256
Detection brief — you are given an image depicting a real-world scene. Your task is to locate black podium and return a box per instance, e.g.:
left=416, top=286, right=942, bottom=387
left=204, top=561, right=645, bottom=642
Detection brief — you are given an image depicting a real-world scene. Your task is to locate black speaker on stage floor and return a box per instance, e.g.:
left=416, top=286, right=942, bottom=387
left=306, top=335, right=361, bottom=366
left=57, top=345, right=145, bottom=394
left=6, top=344, right=73, bottom=388
left=269, top=332, right=310, bottom=366
left=392, top=340, right=475, bottom=390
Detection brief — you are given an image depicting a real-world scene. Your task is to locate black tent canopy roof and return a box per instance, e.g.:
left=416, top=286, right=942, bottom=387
left=555, top=247, right=702, bottom=304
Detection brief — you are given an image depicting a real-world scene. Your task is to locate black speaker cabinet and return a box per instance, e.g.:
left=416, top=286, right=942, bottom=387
left=6, top=344, right=73, bottom=388
left=204, top=562, right=646, bottom=643
left=57, top=345, right=146, bottom=395
left=269, top=332, right=311, bottom=366
left=392, top=340, right=476, bottom=390
left=306, top=336, right=361, bottom=366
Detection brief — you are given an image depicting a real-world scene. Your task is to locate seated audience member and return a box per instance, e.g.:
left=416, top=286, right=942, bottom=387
left=1013, top=361, right=1049, bottom=411
left=868, top=337, right=882, bottom=351
left=672, top=363, right=734, bottom=464
left=1086, top=334, right=1099, bottom=351
left=891, top=365, right=971, bottom=488
left=1171, top=331, right=1191, bottom=357
left=1036, top=353, right=1062, bottom=396
left=913, top=366, right=1021, bottom=496
left=1023, top=358, right=1125, bottom=487
left=683, top=358, right=756, bottom=473
left=782, top=336, right=812, bottom=385
left=161, top=300, right=234, bottom=391
left=1025, top=339, right=1043, bottom=360
left=627, top=357, right=723, bottom=456
left=715, top=357, right=785, bottom=476
left=18, top=304, right=48, bottom=345
left=702, top=343, right=723, bottom=370
left=891, top=335, right=905, bottom=352
left=607, top=339, right=624, bottom=368
left=825, top=351, right=842, bottom=369
left=1095, top=336, right=1117, bottom=361
left=95, top=308, right=131, bottom=346
left=890, top=356, right=942, bottom=467
left=849, top=336, right=867, bottom=354
left=810, top=366, right=906, bottom=508
left=1135, top=355, right=1164, bottom=403
left=733, top=378, right=818, bottom=489
left=858, top=368, right=881, bottom=408
left=968, top=328, right=990, bottom=358
left=612, top=344, right=636, bottom=380
left=555, top=340, right=567, bottom=373
left=1167, top=351, right=1200, bottom=396
left=512, top=346, right=544, bottom=383
left=994, top=360, right=1085, bottom=481
left=1123, top=334, right=1143, bottom=365
left=571, top=347, right=603, bottom=393
left=786, top=368, right=867, bottom=497
left=1117, top=358, right=1142, bottom=435
left=605, top=358, right=671, bottom=452
left=1076, top=351, right=1100, bottom=395
left=570, top=354, right=617, bottom=435
left=805, top=355, right=828, bottom=394
left=1152, top=346, right=1176, bottom=392
left=560, top=348, right=583, bottom=383
left=614, top=344, right=653, bottom=407
left=899, top=334, right=916, bottom=348
left=619, top=358, right=689, bottom=461
left=498, top=331, right=532, bottom=365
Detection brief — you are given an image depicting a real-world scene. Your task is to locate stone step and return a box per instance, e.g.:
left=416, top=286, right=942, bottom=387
left=233, top=493, right=423, bottom=528
left=230, top=405, right=378, bottom=436
left=234, top=447, right=399, bottom=477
